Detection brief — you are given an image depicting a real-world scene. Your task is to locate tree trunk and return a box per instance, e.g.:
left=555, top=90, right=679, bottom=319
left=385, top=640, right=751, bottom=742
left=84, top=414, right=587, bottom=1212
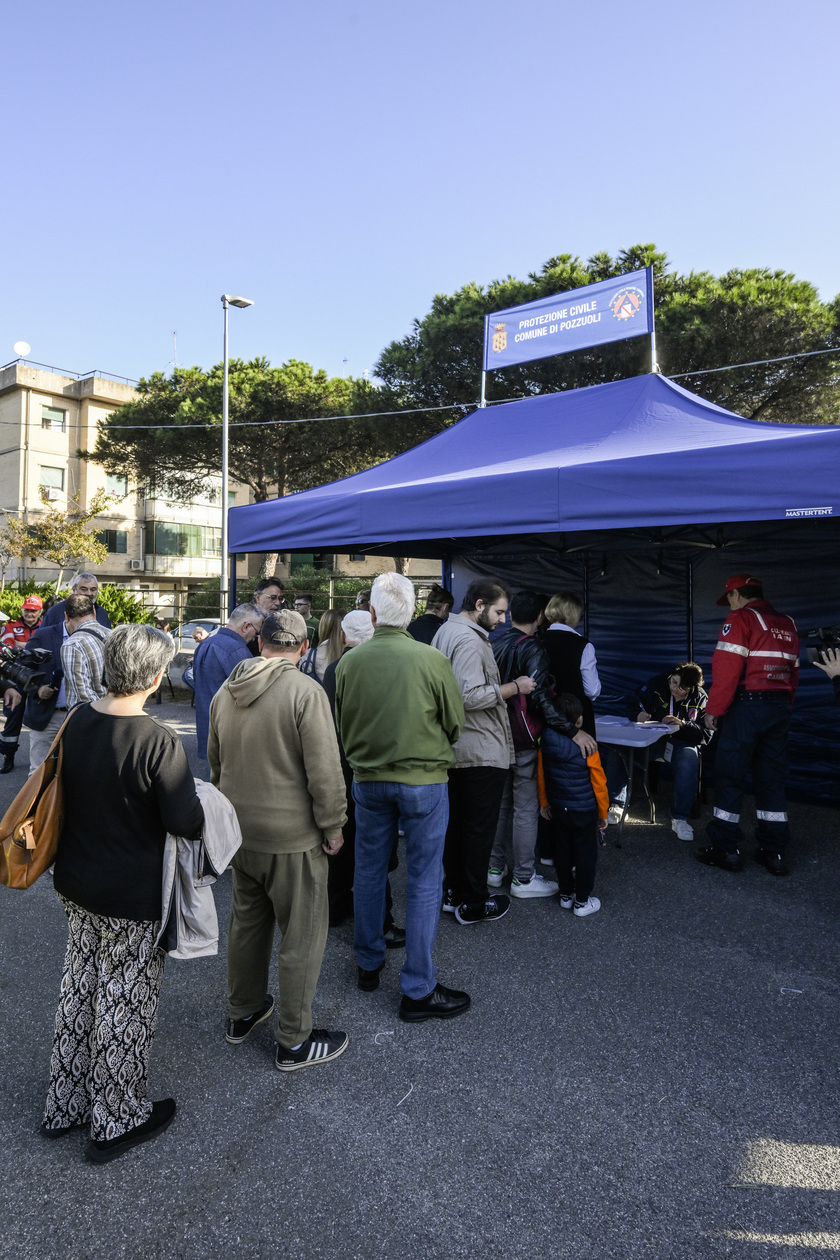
left=259, top=553, right=279, bottom=578
left=393, top=557, right=410, bottom=576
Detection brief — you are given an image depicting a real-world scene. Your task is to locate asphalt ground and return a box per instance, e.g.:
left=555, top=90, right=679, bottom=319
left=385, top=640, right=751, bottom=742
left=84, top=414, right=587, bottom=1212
left=1, top=697, right=839, bottom=1260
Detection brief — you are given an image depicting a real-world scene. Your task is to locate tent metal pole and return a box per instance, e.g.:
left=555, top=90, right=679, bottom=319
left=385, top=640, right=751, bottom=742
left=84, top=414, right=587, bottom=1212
left=649, top=266, right=659, bottom=373
left=480, top=371, right=487, bottom=408
left=687, top=557, right=694, bottom=660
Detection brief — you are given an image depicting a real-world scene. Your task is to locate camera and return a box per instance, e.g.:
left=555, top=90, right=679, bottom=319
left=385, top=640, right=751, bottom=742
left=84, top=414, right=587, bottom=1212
left=0, top=644, right=53, bottom=693
left=803, top=625, right=840, bottom=665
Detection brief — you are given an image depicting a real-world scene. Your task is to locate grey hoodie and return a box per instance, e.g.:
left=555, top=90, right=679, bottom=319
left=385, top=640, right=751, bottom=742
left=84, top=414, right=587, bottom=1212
left=207, top=655, right=347, bottom=853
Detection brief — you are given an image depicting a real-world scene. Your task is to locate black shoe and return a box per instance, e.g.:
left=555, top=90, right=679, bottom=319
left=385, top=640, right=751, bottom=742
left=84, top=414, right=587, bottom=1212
left=694, top=845, right=743, bottom=873
left=455, top=895, right=511, bottom=925
left=0, top=752, right=15, bottom=774
left=755, top=849, right=789, bottom=876
left=275, top=1029, right=349, bottom=1072
left=383, top=924, right=406, bottom=949
left=357, top=960, right=386, bottom=991
left=225, top=994, right=275, bottom=1044
left=399, top=983, right=471, bottom=1023
left=84, top=1099, right=176, bottom=1164
left=441, top=889, right=457, bottom=914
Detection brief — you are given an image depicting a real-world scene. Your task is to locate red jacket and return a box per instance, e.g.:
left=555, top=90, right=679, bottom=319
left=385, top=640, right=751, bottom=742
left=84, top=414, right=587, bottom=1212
left=707, top=600, right=799, bottom=717
left=0, top=618, right=40, bottom=651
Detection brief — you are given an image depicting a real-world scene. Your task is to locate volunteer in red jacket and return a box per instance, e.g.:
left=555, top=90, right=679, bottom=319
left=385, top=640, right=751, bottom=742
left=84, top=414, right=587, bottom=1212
left=0, top=594, right=43, bottom=773
left=696, top=575, right=799, bottom=876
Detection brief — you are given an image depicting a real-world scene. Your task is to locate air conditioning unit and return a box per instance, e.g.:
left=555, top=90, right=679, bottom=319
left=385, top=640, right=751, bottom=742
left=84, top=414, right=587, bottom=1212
left=46, top=488, right=62, bottom=502
left=129, top=559, right=143, bottom=571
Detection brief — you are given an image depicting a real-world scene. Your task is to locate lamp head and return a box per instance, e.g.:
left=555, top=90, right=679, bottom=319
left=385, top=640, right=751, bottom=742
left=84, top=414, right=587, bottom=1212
left=221, top=295, right=254, bottom=309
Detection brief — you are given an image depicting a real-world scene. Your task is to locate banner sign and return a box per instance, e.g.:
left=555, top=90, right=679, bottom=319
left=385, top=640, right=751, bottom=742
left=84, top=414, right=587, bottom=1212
left=483, top=267, right=653, bottom=372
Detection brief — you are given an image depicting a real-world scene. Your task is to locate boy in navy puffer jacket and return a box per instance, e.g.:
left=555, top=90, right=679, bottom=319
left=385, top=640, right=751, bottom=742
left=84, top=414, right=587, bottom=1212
left=538, top=693, right=608, bottom=917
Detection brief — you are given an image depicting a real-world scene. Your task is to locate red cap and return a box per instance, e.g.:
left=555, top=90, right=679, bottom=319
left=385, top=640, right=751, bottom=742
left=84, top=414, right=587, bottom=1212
left=22, top=595, right=43, bottom=611
left=716, top=574, right=761, bottom=607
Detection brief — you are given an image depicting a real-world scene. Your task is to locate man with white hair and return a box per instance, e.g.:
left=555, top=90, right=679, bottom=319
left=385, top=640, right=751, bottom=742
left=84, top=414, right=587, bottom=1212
left=41, top=573, right=112, bottom=629
left=335, top=572, right=469, bottom=1022
left=193, top=602, right=264, bottom=759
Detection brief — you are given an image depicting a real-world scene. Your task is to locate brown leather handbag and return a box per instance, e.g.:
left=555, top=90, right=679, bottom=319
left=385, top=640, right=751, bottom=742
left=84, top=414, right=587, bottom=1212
left=0, top=709, right=76, bottom=890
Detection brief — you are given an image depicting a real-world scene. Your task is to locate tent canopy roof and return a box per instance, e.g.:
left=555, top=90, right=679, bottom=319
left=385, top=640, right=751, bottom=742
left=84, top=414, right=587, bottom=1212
left=228, top=373, right=840, bottom=558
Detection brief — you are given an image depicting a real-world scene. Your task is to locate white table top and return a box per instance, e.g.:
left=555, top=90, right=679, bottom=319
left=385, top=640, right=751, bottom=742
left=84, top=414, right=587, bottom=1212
left=595, top=716, right=672, bottom=748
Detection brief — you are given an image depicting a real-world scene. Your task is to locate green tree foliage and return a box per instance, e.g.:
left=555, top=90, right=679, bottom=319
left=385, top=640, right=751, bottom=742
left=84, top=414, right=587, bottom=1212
left=375, top=245, right=840, bottom=426
left=0, top=580, right=150, bottom=625
left=88, top=358, right=407, bottom=505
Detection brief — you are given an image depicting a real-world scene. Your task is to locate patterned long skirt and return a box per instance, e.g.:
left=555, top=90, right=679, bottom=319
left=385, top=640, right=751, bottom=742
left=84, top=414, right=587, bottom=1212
left=42, top=894, right=165, bottom=1141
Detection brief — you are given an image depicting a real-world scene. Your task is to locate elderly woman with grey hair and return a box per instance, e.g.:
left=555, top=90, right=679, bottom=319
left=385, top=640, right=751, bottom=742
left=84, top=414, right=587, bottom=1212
left=42, top=624, right=203, bottom=1164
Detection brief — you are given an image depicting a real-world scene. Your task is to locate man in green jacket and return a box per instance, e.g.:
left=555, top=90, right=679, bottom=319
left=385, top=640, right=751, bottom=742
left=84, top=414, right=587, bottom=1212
left=335, top=571, right=470, bottom=1023
left=208, top=609, right=348, bottom=1072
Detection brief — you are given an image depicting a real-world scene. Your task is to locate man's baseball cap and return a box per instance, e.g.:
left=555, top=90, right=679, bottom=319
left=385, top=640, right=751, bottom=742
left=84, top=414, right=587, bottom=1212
left=261, top=609, right=308, bottom=646
left=716, top=574, right=762, bottom=606
left=22, top=595, right=43, bottom=611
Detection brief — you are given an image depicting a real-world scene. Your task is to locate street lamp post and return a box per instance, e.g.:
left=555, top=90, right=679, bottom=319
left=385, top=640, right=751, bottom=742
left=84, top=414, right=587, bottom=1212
left=220, top=294, right=253, bottom=621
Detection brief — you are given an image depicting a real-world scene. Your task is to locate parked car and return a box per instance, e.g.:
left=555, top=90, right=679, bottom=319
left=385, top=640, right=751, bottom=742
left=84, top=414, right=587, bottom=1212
left=169, top=619, right=221, bottom=689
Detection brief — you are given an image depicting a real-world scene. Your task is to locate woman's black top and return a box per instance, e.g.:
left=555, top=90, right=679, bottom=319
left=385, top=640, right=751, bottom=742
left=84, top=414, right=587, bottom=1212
left=53, top=706, right=203, bottom=922
left=542, top=629, right=596, bottom=737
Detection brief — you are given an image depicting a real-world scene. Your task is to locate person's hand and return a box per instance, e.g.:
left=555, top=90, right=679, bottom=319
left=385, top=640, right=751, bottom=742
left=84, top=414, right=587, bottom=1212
left=540, top=805, right=552, bottom=820
left=813, top=647, right=840, bottom=679
left=515, top=675, right=536, bottom=695
left=572, top=729, right=597, bottom=757
left=704, top=713, right=718, bottom=730
left=36, top=685, right=55, bottom=703
left=636, top=710, right=651, bottom=722
left=4, top=688, right=21, bottom=710
left=662, top=714, right=682, bottom=727
left=322, top=832, right=344, bottom=855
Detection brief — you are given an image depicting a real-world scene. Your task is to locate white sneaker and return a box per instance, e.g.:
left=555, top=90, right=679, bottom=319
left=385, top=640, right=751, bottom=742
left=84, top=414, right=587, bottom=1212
left=573, top=896, right=601, bottom=917
left=510, top=873, right=559, bottom=899
left=487, top=863, right=508, bottom=888
left=607, top=806, right=624, bottom=825
left=558, top=893, right=574, bottom=911
left=672, top=819, right=694, bottom=842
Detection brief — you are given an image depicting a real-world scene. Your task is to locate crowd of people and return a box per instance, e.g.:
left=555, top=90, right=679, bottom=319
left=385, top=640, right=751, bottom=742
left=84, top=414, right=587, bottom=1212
left=9, top=564, right=829, bottom=1165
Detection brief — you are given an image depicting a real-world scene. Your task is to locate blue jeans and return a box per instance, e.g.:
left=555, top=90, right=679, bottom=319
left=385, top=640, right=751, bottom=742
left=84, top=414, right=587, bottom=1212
left=605, top=738, right=699, bottom=820
left=352, top=780, right=449, bottom=1000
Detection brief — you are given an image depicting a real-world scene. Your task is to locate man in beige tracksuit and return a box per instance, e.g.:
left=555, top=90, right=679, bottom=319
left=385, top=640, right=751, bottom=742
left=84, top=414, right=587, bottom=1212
left=207, top=609, right=349, bottom=1072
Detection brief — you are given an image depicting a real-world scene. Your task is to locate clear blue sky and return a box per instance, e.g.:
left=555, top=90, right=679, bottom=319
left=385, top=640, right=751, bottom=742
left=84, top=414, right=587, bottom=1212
left=3, top=0, right=837, bottom=386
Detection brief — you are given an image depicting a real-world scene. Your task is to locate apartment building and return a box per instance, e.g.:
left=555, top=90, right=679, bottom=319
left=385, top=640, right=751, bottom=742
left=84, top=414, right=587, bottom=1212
left=0, top=360, right=437, bottom=613
left=0, top=360, right=251, bottom=617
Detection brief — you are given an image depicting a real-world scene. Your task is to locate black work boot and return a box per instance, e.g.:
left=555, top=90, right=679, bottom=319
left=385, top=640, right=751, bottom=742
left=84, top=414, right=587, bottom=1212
left=0, top=750, right=15, bottom=774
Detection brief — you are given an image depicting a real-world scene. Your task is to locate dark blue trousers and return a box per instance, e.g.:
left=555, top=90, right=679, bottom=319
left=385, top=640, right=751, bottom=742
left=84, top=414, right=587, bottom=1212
left=0, top=695, right=25, bottom=755
left=706, top=693, right=792, bottom=854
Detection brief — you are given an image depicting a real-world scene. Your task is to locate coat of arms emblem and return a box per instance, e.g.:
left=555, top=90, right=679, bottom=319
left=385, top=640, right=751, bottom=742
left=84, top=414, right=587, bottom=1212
left=492, top=323, right=507, bottom=353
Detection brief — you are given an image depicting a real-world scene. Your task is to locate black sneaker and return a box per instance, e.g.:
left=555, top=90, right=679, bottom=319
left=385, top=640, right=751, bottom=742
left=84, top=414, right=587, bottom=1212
left=399, top=983, right=471, bottom=1023
left=383, top=924, right=406, bottom=949
left=275, top=1029, right=349, bottom=1072
left=694, top=845, right=743, bottom=873
left=84, top=1099, right=176, bottom=1165
left=225, top=994, right=275, bottom=1044
left=441, top=889, right=458, bottom=914
left=455, top=895, right=511, bottom=925
left=755, top=849, right=789, bottom=876
left=357, top=960, right=386, bottom=992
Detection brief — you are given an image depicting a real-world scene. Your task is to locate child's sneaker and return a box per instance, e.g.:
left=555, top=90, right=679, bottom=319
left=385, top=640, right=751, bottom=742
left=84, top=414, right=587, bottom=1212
left=573, top=896, right=601, bottom=917
left=557, top=892, right=574, bottom=911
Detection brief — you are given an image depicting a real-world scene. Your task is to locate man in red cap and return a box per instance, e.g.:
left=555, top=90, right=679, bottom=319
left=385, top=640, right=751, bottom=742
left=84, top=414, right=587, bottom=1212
left=0, top=594, right=44, bottom=772
left=696, top=575, right=799, bottom=875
